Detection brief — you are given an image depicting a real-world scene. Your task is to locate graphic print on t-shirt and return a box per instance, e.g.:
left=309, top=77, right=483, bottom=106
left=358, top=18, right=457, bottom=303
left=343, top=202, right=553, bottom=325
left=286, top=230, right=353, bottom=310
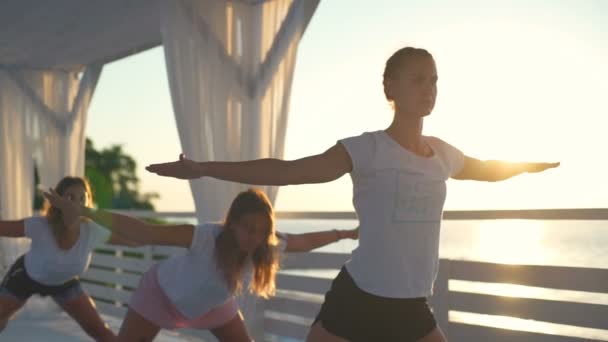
left=393, top=171, right=446, bottom=223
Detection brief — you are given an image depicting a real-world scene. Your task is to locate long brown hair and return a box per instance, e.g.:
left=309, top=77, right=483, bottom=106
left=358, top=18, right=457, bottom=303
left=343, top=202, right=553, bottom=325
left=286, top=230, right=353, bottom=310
left=42, top=176, right=93, bottom=247
left=215, top=188, right=280, bottom=298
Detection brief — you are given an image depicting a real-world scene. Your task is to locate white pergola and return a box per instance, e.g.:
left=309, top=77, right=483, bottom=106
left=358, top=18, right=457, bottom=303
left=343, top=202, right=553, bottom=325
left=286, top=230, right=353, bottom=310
left=0, top=0, right=319, bottom=337
left=0, top=0, right=319, bottom=250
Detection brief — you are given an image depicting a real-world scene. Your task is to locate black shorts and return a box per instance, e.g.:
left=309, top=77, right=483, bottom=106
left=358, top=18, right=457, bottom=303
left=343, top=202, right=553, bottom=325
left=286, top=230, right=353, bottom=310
left=0, top=255, right=83, bottom=304
left=313, top=266, right=437, bottom=342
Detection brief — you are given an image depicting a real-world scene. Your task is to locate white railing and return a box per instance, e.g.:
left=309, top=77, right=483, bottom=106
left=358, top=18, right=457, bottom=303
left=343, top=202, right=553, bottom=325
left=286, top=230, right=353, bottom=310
left=83, top=209, right=608, bottom=342
left=269, top=253, right=608, bottom=342
left=82, top=244, right=216, bottom=341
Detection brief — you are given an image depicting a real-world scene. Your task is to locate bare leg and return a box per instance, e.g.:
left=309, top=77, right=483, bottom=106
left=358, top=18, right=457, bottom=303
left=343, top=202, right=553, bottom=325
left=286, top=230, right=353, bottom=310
left=210, top=311, right=252, bottom=342
left=0, top=295, right=25, bottom=333
left=306, top=321, right=349, bottom=342
left=417, top=326, right=448, bottom=342
left=306, top=320, right=447, bottom=342
left=117, top=308, right=161, bottom=342
left=58, top=293, right=116, bottom=341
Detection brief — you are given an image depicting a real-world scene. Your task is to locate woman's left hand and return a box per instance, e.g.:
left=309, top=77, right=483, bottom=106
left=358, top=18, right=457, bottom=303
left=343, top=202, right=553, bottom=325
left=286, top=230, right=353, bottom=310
left=526, top=162, right=560, bottom=173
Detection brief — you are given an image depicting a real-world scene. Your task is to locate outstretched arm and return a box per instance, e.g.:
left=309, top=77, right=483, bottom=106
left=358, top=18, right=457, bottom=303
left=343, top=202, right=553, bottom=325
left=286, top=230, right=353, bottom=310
left=281, top=228, right=358, bottom=253
left=107, top=234, right=144, bottom=247
left=0, top=220, right=25, bottom=238
left=146, top=144, right=352, bottom=186
left=43, top=189, right=194, bottom=248
left=81, top=209, right=193, bottom=248
left=453, top=156, right=559, bottom=182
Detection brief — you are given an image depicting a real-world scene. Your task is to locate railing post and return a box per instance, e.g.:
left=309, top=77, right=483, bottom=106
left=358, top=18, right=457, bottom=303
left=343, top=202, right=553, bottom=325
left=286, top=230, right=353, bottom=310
left=238, top=293, right=266, bottom=341
left=114, top=248, right=123, bottom=308
left=143, top=245, right=153, bottom=268
left=430, top=259, right=450, bottom=337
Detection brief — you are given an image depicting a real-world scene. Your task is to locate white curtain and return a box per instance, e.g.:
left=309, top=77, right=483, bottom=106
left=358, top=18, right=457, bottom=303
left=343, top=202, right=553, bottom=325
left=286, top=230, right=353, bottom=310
left=24, top=68, right=101, bottom=189
left=161, top=1, right=313, bottom=336
left=1, top=68, right=100, bottom=191
left=161, top=0, right=308, bottom=223
left=0, top=70, right=34, bottom=272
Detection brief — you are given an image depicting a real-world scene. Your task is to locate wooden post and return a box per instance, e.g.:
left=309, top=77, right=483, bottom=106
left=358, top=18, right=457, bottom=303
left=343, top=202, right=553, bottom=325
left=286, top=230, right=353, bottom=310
left=237, top=293, right=266, bottom=341
left=430, top=259, right=451, bottom=337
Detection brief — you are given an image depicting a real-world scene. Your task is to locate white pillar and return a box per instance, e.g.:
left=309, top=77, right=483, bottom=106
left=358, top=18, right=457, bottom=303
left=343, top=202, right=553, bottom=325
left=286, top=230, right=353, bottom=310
left=161, top=1, right=320, bottom=338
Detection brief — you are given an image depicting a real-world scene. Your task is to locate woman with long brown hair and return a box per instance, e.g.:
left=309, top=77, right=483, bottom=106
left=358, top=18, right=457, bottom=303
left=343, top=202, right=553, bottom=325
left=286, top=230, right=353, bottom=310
left=0, top=176, right=140, bottom=341
left=43, top=187, right=357, bottom=342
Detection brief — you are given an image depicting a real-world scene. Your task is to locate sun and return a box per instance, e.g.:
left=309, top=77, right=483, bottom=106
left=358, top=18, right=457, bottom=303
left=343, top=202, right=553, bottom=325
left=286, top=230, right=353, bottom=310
left=474, top=219, right=548, bottom=265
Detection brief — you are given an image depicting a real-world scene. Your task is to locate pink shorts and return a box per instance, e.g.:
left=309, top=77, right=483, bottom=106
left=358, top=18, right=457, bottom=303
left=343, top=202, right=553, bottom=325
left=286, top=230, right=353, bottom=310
left=129, top=263, right=238, bottom=330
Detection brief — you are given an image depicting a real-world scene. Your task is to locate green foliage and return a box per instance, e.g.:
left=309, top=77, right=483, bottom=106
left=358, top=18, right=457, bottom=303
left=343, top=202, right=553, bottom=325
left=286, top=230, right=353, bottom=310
left=33, top=166, right=44, bottom=210
left=85, top=138, right=159, bottom=209
left=85, top=166, right=113, bottom=208
left=32, top=138, right=159, bottom=210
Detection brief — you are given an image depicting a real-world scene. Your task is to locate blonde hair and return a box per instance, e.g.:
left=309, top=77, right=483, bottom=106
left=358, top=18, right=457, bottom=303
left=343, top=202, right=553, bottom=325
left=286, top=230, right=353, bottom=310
left=214, top=188, right=280, bottom=298
left=42, top=176, right=93, bottom=248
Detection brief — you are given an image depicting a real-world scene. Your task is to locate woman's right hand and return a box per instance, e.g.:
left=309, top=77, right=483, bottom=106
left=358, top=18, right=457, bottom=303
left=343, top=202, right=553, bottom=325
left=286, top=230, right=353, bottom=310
left=42, top=189, right=83, bottom=226
left=146, top=153, right=203, bottom=179
left=342, top=227, right=359, bottom=240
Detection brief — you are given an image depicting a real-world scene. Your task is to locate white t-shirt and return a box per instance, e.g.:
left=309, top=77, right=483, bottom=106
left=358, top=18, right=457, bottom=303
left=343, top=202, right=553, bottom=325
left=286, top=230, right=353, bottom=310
left=24, top=216, right=111, bottom=285
left=157, top=223, right=287, bottom=319
left=340, top=130, right=464, bottom=298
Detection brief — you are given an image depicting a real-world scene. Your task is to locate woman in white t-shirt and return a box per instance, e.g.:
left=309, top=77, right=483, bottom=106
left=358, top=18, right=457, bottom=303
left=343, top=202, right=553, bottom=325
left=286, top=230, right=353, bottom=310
left=145, top=47, right=559, bottom=341
left=0, top=176, right=141, bottom=341
left=44, top=187, right=357, bottom=342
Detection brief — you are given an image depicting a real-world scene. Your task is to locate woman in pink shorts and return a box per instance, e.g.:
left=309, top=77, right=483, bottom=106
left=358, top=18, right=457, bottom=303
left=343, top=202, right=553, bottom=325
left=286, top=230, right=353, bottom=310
left=44, top=188, right=357, bottom=342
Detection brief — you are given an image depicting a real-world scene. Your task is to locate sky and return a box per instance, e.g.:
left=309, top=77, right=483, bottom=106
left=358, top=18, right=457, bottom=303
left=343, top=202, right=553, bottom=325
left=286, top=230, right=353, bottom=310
left=87, top=0, right=608, bottom=212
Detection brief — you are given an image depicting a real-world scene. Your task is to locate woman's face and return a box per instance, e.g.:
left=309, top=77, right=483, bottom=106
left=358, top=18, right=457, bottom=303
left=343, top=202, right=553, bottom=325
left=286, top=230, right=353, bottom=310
left=231, top=212, right=271, bottom=254
left=388, top=55, right=438, bottom=118
left=62, top=185, right=89, bottom=207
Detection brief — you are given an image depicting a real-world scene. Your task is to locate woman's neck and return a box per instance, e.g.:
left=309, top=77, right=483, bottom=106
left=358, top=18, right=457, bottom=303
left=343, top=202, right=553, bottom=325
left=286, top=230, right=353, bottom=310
left=56, top=224, right=80, bottom=249
left=386, top=115, right=424, bottom=148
